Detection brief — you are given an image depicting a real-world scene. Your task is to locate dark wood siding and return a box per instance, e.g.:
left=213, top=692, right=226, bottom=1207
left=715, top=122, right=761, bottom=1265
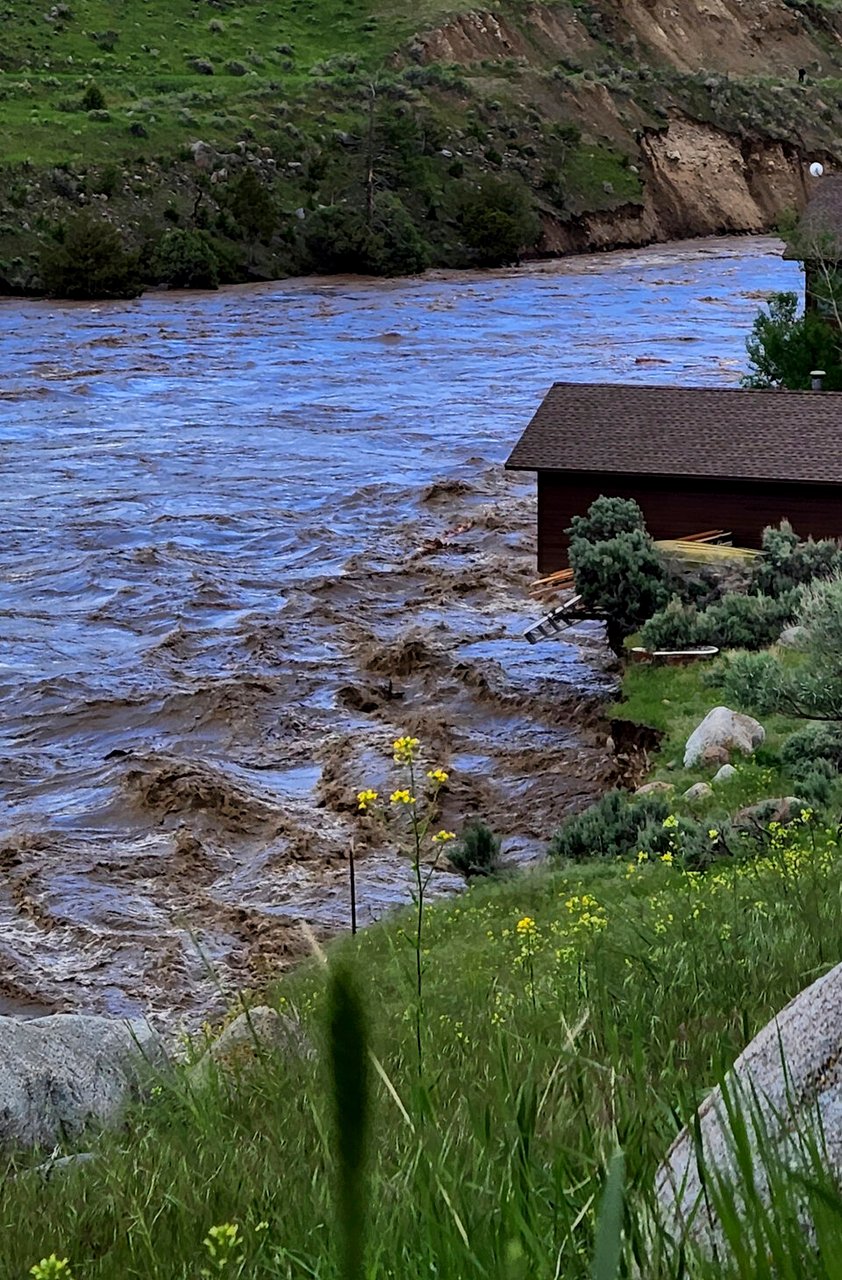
left=537, top=472, right=842, bottom=574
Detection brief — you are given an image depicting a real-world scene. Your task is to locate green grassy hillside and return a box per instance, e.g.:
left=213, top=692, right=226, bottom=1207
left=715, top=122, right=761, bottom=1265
left=4, top=0, right=842, bottom=292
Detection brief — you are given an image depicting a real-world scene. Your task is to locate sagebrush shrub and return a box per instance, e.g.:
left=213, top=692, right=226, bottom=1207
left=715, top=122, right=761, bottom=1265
left=642, top=591, right=799, bottom=652
left=549, top=790, right=671, bottom=862
left=781, top=723, right=842, bottom=772
left=448, top=822, right=501, bottom=878
left=80, top=81, right=106, bottom=111
left=753, top=521, right=842, bottom=598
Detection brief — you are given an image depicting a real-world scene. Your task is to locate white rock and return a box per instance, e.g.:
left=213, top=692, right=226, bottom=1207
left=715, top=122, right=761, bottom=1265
left=712, top=763, right=737, bottom=783
left=778, top=625, right=807, bottom=649
left=656, top=961, right=842, bottom=1251
left=684, top=706, right=765, bottom=768
left=682, top=781, right=713, bottom=802
left=0, top=1015, right=163, bottom=1150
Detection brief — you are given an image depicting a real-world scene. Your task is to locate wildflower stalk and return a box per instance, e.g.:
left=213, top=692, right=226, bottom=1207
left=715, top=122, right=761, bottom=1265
left=328, top=961, right=371, bottom=1280
left=349, top=837, right=357, bottom=936
left=358, top=738, right=454, bottom=1075
left=409, top=753, right=425, bottom=1072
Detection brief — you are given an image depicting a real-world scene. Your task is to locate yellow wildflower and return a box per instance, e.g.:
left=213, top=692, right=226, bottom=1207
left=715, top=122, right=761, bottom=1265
left=426, top=767, right=449, bottom=785
left=660, top=851, right=674, bottom=865
left=356, top=788, right=378, bottom=812
left=637, top=850, right=649, bottom=863
left=516, top=916, right=537, bottom=936
left=662, top=814, right=679, bottom=830
left=30, top=1260, right=72, bottom=1280
left=389, top=788, right=416, bottom=805
left=708, top=828, right=719, bottom=840
left=432, top=829, right=456, bottom=843
left=392, top=735, right=420, bottom=764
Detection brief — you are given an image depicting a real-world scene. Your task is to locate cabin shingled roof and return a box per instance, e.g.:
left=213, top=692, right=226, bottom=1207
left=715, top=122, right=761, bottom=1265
left=504, top=382, right=842, bottom=485
left=784, top=173, right=842, bottom=260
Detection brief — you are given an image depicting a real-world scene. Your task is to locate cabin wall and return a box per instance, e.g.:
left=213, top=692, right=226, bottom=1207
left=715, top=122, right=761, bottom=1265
left=536, top=472, right=842, bottom=573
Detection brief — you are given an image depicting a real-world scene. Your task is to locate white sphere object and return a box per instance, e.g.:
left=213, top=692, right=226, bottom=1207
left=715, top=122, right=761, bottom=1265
left=810, top=161, right=824, bottom=178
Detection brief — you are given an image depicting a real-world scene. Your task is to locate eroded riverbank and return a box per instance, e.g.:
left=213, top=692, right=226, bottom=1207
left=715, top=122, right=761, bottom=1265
left=0, top=235, right=799, bottom=1023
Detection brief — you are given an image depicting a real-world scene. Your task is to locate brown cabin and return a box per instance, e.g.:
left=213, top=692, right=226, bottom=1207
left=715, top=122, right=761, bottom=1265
left=505, top=382, right=842, bottom=574
left=785, top=173, right=842, bottom=314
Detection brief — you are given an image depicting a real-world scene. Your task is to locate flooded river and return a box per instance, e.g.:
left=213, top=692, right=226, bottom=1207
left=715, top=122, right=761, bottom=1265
left=0, top=235, right=798, bottom=1023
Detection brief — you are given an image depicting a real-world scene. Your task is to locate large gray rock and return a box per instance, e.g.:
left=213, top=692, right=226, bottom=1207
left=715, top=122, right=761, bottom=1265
left=188, top=1006, right=310, bottom=1085
left=635, top=781, right=674, bottom=797
left=656, top=961, right=842, bottom=1250
left=712, top=763, right=737, bottom=784
left=734, top=796, right=805, bottom=832
left=684, top=706, right=765, bottom=768
left=682, top=781, right=713, bottom=803
left=0, top=1015, right=163, bottom=1150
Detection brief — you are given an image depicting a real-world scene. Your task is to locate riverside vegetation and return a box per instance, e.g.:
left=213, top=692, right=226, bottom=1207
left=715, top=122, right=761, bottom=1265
left=8, top=0, right=842, bottom=294
left=10, top=507, right=842, bottom=1275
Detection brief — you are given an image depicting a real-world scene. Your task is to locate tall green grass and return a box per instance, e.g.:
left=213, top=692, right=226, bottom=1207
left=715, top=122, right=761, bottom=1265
left=5, top=817, right=842, bottom=1278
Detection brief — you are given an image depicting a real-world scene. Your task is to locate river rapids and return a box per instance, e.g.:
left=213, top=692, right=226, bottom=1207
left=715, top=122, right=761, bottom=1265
left=0, top=235, right=798, bottom=1023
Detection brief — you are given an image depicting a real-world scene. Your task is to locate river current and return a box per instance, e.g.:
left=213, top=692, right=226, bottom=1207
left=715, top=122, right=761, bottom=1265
left=0, top=235, right=798, bottom=1022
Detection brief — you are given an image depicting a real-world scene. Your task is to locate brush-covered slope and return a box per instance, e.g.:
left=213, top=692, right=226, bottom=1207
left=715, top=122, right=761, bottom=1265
left=2, top=0, right=842, bottom=290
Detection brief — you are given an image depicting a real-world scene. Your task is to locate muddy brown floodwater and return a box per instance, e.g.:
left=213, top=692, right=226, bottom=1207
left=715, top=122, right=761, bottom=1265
left=0, top=235, right=798, bottom=1025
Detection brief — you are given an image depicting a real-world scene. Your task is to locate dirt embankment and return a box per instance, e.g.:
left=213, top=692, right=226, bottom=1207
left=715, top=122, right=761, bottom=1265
left=540, top=121, right=808, bottom=254
left=414, top=0, right=837, bottom=256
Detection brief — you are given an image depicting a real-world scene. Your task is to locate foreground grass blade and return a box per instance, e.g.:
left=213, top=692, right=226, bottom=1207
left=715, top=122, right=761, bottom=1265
left=592, top=1148, right=625, bottom=1280
left=328, top=962, right=371, bottom=1280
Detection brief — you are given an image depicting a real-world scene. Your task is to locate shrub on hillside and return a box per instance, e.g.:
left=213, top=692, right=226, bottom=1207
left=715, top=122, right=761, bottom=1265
left=39, top=213, right=141, bottom=299
left=641, top=590, right=800, bottom=652
left=714, top=575, right=842, bottom=720
left=152, top=228, right=219, bottom=289
left=638, top=596, right=700, bottom=651
left=224, top=167, right=278, bottom=251
left=634, top=813, right=735, bottom=871
left=458, top=175, right=540, bottom=267
left=781, top=722, right=842, bottom=772
left=549, top=789, right=671, bottom=861
left=305, top=195, right=429, bottom=276
left=448, top=821, right=502, bottom=878
left=786, top=758, right=837, bottom=809
left=752, top=521, right=842, bottom=598
left=80, top=82, right=106, bottom=112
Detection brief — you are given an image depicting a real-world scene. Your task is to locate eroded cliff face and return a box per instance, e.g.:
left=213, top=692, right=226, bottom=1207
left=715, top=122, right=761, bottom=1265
left=417, top=0, right=842, bottom=79
left=413, top=0, right=838, bottom=255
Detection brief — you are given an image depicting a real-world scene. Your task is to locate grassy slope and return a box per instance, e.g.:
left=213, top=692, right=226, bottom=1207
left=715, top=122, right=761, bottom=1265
left=1, top=0, right=406, bottom=166
left=4, top=663, right=842, bottom=1278
left=615, top=661, right=807, bottom=815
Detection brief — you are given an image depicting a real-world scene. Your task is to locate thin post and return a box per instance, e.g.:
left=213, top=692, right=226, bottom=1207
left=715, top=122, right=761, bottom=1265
left=349, top=838, right=357, bottom=935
